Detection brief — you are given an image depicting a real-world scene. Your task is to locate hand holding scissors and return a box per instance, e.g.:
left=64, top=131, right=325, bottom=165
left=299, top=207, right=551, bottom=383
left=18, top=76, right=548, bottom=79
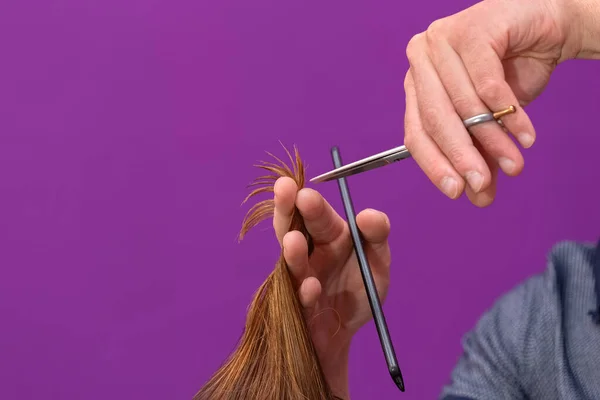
left=311, top=105, right=517, bottom=188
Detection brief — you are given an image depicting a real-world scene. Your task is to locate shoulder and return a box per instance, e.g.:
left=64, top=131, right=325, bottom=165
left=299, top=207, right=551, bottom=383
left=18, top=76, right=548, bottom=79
left=440, top=240, right=597, bottom=399
left=478, top=240, right=596, bottom=340
left=519, top=240, right=596, bottom=319
left=546, top=240, right=596, bottom=289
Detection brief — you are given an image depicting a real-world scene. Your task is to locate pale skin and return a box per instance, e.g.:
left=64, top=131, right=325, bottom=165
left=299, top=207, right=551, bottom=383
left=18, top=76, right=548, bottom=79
left=404, top=0, right=600, bottom=207
left=274, top=0, right=600, bottom=397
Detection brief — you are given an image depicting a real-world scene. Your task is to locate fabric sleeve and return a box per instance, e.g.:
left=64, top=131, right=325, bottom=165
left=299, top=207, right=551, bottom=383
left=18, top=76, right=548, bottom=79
left=439, top=271, right=552, bottom=400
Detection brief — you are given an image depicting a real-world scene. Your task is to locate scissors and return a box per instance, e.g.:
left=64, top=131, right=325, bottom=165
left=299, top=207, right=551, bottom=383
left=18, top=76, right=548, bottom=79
left=309, top=105, right=516, bottom=183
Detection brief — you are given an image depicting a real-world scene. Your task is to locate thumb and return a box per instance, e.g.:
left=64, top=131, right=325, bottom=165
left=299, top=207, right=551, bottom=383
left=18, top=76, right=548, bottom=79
left=502, top=56, right=554, bottom=107
left=298, top=277, right=321, bottom=320
left=356, top=209, right=391, bottom=268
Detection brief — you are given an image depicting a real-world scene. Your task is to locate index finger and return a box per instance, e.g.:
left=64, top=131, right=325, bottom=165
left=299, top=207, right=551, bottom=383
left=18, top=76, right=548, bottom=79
left=273, top=177, right=298, bottom=245
left=406, top=33, right=492, bottom=194
left=404, top=70, right=465, bottom=199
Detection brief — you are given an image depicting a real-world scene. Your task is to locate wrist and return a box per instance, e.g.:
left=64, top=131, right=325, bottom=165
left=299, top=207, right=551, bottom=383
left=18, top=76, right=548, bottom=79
left=560, top=0, right=600, bottom=59
left=319, top=343, right=351, bottom=399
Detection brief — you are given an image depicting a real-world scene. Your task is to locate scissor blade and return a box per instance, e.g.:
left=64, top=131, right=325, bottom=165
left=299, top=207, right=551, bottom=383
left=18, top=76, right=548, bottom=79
left=310, top=145, right=411, bottom=183
left=310, top=159, right=390, bottom=183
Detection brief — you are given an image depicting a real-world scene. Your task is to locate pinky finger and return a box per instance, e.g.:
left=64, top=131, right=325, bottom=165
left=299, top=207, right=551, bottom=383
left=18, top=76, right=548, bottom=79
left=404, top=70, right=465, bottom=199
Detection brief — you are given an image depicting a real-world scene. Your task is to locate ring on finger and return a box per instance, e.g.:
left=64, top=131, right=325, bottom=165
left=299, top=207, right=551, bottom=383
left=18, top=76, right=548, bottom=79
left=462, top=105, right=516, bottom=130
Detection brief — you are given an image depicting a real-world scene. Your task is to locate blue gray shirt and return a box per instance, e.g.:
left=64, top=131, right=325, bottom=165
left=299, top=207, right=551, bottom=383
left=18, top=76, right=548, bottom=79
left=441, top=240, right=600, bottom=400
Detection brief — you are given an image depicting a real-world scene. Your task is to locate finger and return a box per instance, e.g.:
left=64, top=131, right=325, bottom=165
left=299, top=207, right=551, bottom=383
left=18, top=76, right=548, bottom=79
left=282, top=230, right=310, bottom=287
left=465, top=140, right=499, bottom=207
left=298, top=277, right=321, bottom=318
left=454, top=38, right=536, bottom=149
left=356, top=208, right=391, bottom=267
left=273, top=177, right=298, bottom=245
left=404, top=69, right=465, bottom=199
left=406, top=33, right=492, bottom=194
left=295, top=188, right=345, bottom=245
left=282, top=230, right=321, bottom=317
left=425, top=28, right=525, bottom=177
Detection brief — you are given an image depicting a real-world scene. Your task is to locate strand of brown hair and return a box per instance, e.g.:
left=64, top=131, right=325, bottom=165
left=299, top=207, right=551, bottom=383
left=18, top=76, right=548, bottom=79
left=193, top=144, right=342, bottom=400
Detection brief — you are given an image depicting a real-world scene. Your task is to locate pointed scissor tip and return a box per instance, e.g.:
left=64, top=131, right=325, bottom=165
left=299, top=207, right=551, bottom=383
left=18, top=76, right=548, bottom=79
left=308, top=174, right=330, bottom=183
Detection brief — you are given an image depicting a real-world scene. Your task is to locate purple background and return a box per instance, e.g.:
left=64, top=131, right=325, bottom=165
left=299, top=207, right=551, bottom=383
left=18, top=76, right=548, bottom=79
left=1, top=0, right=598, bottom=399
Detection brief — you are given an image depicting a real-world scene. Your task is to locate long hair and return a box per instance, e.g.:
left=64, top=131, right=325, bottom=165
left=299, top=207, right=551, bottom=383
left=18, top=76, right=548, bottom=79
left=193, top=145, right=340, bottom=400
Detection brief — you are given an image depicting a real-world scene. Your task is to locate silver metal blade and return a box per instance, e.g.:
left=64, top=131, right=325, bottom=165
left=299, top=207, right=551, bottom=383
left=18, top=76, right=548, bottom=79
left=310, top=145, right=411, bottom=183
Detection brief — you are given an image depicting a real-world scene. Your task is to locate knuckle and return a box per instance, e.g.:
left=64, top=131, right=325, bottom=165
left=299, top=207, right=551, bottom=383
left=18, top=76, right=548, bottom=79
left=405, top=33, right=424, bottom=60
left=451, top=94, right=477, bottom=115
left=474, top=78, right=505, bottom=105
left=425, top=161, right=446, bottom=181
left=425, top=19, right=447, bottom=45
left=473, top=126, right=509, bottom=155
left=420, top=107, right=445, bottom=140
left=445, top=144, right=469, bottom=171
left=452, top=25, right=474, bottom=45
left=473, top=130, right=498, bottom=151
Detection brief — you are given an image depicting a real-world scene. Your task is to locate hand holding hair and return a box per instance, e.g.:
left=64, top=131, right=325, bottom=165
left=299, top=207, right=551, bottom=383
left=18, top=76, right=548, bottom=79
left=274, top=176, right=392, bottom=396
left=194, top=146, right=392, bottom=400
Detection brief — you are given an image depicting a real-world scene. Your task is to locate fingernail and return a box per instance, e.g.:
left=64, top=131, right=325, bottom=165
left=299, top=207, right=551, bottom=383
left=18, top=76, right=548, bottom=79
left=518, top=133, right=535, bottom=148
left=465, top=171, right=484, bottom=192
left=441, top=176, right=459, bottom=199
left=498, top=157, right=516, bottom=174
left=366, top=209, right=390, bottom=229
left=379, top=210, right=390, bottom=229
